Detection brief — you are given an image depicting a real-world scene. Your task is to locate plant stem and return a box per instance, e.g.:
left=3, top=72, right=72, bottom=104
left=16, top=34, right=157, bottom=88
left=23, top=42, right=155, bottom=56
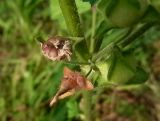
left=90, top=5, right=97, bottom=54
left=59, top=0, right=83, bottom=37
left=58, top=1, right=93, bottom=121
left=59, top=0, right=90, bottom=62
left=120, top=22, right=155, bottom=47
left=82, top=91, right=93, bottom=121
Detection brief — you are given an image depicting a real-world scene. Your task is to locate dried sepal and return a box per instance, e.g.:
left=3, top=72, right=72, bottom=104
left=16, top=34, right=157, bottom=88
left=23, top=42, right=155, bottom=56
left=41, top=36, right=72, bottom=61
left=50, top=67, right=94, bottom=106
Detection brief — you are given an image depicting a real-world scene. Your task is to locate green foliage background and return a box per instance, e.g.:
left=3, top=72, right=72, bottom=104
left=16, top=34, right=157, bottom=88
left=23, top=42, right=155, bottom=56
left=0, top=0, right=160, bottom=121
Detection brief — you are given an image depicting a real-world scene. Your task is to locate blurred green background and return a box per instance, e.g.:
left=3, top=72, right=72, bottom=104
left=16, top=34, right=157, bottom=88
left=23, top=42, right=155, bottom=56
left=0, top=0, right=160, bottom=121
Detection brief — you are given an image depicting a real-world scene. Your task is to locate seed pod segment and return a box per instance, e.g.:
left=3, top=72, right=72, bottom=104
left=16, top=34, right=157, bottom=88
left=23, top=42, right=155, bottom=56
left=41, top=36, right=72, bottom=61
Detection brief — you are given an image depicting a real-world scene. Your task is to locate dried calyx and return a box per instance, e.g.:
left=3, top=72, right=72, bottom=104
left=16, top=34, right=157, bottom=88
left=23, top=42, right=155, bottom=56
left=40, top=36, right=72, bottom=61
left=50, top=67, right=94, bottom=106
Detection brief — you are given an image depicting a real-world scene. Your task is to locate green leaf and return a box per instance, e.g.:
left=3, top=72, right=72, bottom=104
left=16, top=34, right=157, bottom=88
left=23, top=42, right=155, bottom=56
left=126, top=67, right=148, bottom=85
left=100, top=28, right=129, bottom=49
left=73, top=40, right=91, bottom=62
left=126, top=0, right=141, bottom=9
left=105, top=0, right=118, bottom=17
left=94, top=20, right=113, bottom=52
left=97, top=53, right=136, bottom=85
left=0, top=98, right=5, bottom=110
left=76, top=0, right=91, bottom=13
left=97, top=0, right=148, bottom=27
left=52, top=101, right=68, bottom=121
left=109, top=55, right=135, bottom=84
left=66, top=98, right=80, bottom=119
left=82, top=0, right=97, bottom=5
left=142, top=5, right=160, bottom=23
left=150, top=0, right=160, bottom=12
left=107, top=53, right=116, bottom=80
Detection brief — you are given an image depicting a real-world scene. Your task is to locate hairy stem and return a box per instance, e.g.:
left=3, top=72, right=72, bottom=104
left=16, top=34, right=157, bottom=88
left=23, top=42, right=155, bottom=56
left=59, top=0, right=90, bottom=62
left=58, top=1, right=92, bottom=121
left=59, top=0, right=83, bottom=37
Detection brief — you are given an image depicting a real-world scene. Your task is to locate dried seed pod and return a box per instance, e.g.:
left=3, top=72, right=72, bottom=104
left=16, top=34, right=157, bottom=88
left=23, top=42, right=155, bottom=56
left=50, top=67, right=94, bottom=106
left=41, top=36, right=72, bottom=61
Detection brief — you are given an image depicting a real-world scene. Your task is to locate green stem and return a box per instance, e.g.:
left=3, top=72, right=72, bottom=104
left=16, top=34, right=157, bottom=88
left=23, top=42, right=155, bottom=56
left=90, top=5, right=97, bottom=54
left=59, top=1, right=92, bottom=121
left=59, top=0, right=90, bottom=62
left=59, top=0, right=83, bottom=37
left=82, top=91, right=93, bottom=121
left=120, top=22, right=155, bottom=47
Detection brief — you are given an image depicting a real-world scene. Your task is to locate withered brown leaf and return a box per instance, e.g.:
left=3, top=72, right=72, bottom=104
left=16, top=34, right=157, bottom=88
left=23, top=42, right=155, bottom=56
left=50, top=67, right=94, bottom=106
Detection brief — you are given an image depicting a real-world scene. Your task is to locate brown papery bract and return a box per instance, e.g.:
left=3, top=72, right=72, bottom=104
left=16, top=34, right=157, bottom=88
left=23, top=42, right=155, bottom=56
left=50, top=67, right=94, bottom=106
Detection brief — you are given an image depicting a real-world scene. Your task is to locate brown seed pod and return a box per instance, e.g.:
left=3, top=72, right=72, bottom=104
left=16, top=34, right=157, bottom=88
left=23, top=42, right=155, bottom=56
left=41, top=36, right=72, bottom=61
left=50, top=67, right=94, bottom=106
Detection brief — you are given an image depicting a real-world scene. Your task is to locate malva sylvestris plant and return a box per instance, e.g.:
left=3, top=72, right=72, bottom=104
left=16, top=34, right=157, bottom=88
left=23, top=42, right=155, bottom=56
left=38, top=0, right=160, bottom=120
